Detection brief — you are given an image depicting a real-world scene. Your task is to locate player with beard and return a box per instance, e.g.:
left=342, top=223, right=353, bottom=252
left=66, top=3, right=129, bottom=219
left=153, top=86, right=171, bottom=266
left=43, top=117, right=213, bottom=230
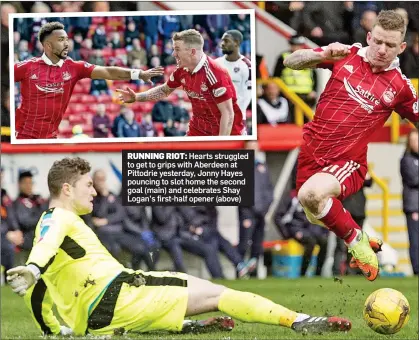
left=14, top=22, right=163, bottom=139
left=216, top=30, right=252, bottom=121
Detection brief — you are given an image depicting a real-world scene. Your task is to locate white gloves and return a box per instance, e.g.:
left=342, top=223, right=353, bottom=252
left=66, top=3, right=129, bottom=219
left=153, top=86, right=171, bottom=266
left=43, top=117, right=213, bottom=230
left=60, top=325, right=73, bottom=336
left=6, top=265, right=40, bottom=296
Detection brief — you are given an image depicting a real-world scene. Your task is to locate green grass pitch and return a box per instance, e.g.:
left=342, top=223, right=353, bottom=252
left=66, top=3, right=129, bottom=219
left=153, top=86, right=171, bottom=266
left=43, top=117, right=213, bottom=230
left=1, top=276, right=417, bottom=339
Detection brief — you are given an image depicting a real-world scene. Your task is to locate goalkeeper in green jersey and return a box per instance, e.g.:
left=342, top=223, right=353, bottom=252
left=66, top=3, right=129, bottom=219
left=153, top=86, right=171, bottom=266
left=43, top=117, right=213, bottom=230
left=7, top=157, right=352, bottom=336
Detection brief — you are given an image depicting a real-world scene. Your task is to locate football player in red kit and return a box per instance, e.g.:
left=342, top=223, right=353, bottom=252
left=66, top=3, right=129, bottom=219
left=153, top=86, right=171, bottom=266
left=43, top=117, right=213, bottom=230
left=117, top=29, right=246, bottom=136
left=284, top=10, right=418, bottom=281
left=14, top=22, right=163, bottom=139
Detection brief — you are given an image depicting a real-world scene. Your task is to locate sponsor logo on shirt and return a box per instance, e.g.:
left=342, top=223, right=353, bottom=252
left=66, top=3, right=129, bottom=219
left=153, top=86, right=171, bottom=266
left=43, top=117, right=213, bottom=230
left=185, top=90, right=205, bottom=100
left=344, top=78, right=379, bottom=113
left=62, top=71, right=71, bottom=81
left=213, top=87, right=227, bottom=98
left=36, top=84, right=64, bottom=94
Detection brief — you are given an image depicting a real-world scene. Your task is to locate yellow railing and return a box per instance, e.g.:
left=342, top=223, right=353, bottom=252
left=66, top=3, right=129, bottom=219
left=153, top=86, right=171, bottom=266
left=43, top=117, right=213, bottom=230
left=257, top=77, right=314, bottom=126
left=368, top=166, right=389, bottom=243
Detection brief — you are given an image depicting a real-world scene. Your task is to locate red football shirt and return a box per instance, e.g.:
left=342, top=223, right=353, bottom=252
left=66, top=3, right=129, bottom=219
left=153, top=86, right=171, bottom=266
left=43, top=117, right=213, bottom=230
left=303, top=44, right=418, bottom=166
left=14, top=54, right=95, bottom=139
left=166, top=54, right=245, bottom=136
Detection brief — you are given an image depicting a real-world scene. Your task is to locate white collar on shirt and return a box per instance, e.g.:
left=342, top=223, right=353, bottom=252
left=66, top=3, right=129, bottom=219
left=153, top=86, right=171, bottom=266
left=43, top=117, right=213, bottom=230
left=41, top=53, right=64, bottom=67
left=357, top=47, right=400, bottom=71
left=191, top=54, right=207, bottom=74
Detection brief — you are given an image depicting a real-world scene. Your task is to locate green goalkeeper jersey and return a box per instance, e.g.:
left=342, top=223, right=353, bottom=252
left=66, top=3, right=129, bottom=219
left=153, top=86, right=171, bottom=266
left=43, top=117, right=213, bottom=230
left=23, top=207, right=125, bottom=335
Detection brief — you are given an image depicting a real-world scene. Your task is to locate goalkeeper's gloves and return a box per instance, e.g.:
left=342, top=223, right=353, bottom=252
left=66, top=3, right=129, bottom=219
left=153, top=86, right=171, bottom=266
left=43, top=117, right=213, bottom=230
left=6, top=265, right=40, bottom=296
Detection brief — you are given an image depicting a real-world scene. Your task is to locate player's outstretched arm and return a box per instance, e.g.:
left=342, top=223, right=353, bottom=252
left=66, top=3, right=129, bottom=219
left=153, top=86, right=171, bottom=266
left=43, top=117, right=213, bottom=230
left=117, top=83, right=176, bottom=103
left=284, top=42, right=351, bottom=70
left=91, top=66, right=164, bottom=84
left=218, top=99, right=235, bottom=136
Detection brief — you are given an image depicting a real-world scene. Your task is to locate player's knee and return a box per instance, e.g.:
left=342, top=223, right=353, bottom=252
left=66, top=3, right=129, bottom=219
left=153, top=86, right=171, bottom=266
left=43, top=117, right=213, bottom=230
left=298, top=186, right=321, bottom=213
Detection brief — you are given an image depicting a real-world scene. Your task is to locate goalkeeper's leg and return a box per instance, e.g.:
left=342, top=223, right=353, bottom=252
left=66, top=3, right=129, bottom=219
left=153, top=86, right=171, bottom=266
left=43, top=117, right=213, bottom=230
left=186, top=275, right=351, bottom=333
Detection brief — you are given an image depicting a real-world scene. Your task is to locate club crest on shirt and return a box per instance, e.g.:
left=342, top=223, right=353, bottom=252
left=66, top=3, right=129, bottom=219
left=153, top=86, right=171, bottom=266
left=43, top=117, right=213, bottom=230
left=200, top=83, right=208, bottom=91
left=234, top=67, right=240, bottom=73
left=62, top=71, right=71, bottom=81
left=382, top=89, right=395, bottom=103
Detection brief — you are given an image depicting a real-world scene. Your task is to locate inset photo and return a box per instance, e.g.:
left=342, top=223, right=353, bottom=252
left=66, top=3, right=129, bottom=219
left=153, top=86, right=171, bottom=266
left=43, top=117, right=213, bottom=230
left=10, top=9, right=256, bottom=144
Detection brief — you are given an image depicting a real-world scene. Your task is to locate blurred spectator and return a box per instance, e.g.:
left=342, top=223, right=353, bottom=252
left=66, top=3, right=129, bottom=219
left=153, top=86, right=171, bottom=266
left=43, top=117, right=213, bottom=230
left=333, top=172, right=373, bottom=276
left=148, top=44, right=161, bottom=67
left=123, top=206, right=160, bottom=270
left=139, top=113, right=157, bottom=137
left=194, top=206, right=257, bottom=278
left=206, top=15, right=230, bottom=43
left=17, top=40, right=31, bottom=61
left=69, top=17, right=91, bottom=39
left=111, top=106, right=128, bottom=137
left=88, top=49, right=105, bottom=66
left=265, top=2, right=306, bottom=33
left=179, top=15, right=193, bottom=31
left=177, top=121, right=188, bottom=136
left=117, top=108, right=141, bottom=137
left=158, top=15, right=180, bottom=45
left=301, top=2, right=353, bottom=45
left=352, top=10, right=377, bottom=45
left=274, top=35, right=317, bottom=108
left=140, top=16, right=159, bottom=50
left=91, top=1, right=110, bottom=12
left=257, top=81, right=290, bottom=125
left=12, top=171, right=48, bottom=252
left=31, top=2, right=51, bottom=13
left=229, top=14, right=251, bottom=56
left=281, top=192, right=329, bottom=276
left=256, top=54, right=270, bottom=79
left=127, top=39, right=147, bottom=66
left=91, top=169, right=152, bottom=268
left=161, top=41, right=177, bottom=66
left=67, top=38, right=81, bottom=60
left=1, top=168, right=22, bottom=272
left=90, top=79, right=109, bottom=97
left=400, top=128, right=419, bottom=275
left=124, top=20, right=139, bottom=48
left=1, top=3, right=16, bottom=67
left=352, top=2, right=383, bottom=30
left=238, top=141, right=273, bottom=275
left=109, top=32, right=122, bottom=49
left=92, top=104, right=111, bottom=138
left=151, top=206, right=223, bottom=278
left=92, top=23, right=107, bottom=49
left=152, top=98, right=175, bottom=123
left=1, top=87, right=10, bottom=129
left=163, top=118, right=179, bottom=136
left=399, top=33, right=419, bottom=79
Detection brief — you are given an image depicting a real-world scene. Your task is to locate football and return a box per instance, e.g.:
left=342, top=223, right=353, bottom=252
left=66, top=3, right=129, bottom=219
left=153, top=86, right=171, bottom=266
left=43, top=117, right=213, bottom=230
left=363, top=288, right=410, bottom=334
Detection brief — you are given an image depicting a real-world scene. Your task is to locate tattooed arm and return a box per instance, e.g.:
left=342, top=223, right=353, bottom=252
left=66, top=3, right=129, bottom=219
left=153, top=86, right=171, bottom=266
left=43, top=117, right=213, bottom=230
left=117, top=83, right=176, bottom=103
left=284, top=42, right=351, bottom=70
left=217, top=99, right=235, bottom=136
left=135, top=83, right=175, bottom=102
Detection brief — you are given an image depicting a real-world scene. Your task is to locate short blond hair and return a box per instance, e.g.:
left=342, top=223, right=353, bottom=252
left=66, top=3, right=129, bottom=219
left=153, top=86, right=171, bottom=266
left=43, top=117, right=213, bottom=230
left=374, top=10, right=406, bottom=40
left=172, top=29, right=204, bottom=49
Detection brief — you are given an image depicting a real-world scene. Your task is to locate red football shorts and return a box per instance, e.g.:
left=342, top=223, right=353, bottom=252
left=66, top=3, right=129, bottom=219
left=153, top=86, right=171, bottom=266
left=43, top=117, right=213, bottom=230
left=186, top=120, right=247, bottom=136
left=296, top=146, right=368, bottom=201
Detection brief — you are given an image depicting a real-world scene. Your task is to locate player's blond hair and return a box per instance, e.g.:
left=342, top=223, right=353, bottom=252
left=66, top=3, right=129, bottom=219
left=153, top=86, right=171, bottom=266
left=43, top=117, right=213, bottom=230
left=172, top=29, right=204, bottom=49
left=374, top=10, right=406, bottom=40
left=48, top=157, right=91, bottom=197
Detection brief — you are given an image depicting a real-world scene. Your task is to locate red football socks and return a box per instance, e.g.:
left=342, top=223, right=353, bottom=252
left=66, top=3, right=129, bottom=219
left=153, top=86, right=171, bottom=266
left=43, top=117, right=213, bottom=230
left=318, top=197, right=361, bottom=243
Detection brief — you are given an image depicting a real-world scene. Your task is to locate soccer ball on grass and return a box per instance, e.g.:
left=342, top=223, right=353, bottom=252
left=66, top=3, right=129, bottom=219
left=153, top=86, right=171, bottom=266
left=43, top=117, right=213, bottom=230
left=363, top=288, right=410, bottom=334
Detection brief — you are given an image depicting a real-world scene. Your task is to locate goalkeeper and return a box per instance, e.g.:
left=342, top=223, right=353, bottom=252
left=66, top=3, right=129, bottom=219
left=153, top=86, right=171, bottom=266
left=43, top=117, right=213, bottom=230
left=7, top=157, right=351, bottom=336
